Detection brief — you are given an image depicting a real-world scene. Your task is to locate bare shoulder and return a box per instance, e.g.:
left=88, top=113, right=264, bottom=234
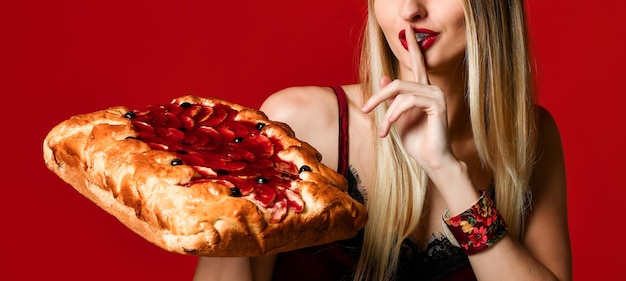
left=537, top=106, right=563, bottom=148
left=530, top=106, right=566, bottom=192
left=522, top=107, right=572, bottom=280
left=259, top=86, right=340, bottom=145
left=260, top=86, right=341, bottom=167
left=260, top=86, right=337, bottom=124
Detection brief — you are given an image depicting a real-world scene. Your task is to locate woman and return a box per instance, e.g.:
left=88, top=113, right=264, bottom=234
left=194, top=0, right=572, bottom=280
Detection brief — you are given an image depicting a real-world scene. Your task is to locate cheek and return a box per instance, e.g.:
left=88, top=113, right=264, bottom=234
left=455, top=23, right=467, bottom=53
left=447, top=10, right=467, bottom=51
left=451, top=7, right=466, bottom=36
left=373, top=5, right=399, bottom=51
left=373, top=1, right=395, bottom=33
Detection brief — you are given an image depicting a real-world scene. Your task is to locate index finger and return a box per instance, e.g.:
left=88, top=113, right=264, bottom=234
left=405, top=25, right=428, bottom=84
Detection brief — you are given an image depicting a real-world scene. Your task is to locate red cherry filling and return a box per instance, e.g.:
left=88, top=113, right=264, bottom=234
left=125, top=101, right=305, bottom=222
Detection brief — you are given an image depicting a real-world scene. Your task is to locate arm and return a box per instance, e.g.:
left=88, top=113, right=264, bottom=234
left=431, top=109, right=572, bottom=281
left=523, top=109, right=573, bottom=279
left=193, top=86, right=337, bottom=281
left=470, top=108, right=571, bottom=280
left=193, top=257, right=253, bottom=281
left=193, top=255, right=276, bottom=281
left=362, top=25, right=571, bottom=280
left=366, top=91, right=572, bottom=280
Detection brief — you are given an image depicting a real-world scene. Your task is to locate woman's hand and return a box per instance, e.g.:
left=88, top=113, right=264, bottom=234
left=361, top=25, right=456, bottom=172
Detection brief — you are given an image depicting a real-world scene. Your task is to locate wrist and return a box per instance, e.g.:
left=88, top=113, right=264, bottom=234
left=426, top=158, right=481, bottom=215
left=442, top=191, right=508, bottom=255
left=424, top=155, right=467, bottom=185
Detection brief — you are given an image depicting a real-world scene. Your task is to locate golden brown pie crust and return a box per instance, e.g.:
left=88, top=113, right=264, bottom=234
left=43, top=95, right=367, bottom=257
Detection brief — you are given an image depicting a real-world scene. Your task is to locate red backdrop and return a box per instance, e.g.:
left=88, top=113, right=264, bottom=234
left=1, top=0, right=623, bottom=279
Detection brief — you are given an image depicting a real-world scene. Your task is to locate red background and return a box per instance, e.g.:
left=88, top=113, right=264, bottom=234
left=1, top=0, right=623, bottom=280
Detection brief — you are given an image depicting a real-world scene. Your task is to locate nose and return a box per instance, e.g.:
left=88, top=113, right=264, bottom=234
left=398, top=0, right=426, bottom=22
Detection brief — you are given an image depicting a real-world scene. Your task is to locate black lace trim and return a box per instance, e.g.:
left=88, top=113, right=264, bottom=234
left=345, top=167, right=475, bottom=281
left=397, top=235, right=475, bottom=281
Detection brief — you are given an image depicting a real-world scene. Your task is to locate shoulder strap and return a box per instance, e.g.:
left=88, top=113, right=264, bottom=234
left=330, top=85, right=349, bottom=175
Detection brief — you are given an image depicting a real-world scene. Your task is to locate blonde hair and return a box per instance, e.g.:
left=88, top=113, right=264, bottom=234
left=354, top=0, right=537, bottom=280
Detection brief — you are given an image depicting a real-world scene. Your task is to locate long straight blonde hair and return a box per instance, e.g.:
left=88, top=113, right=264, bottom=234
left=353, top=0, right=537, bottom=280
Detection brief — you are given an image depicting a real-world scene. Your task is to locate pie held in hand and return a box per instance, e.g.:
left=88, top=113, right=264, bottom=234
left=43, top=95, right=367, bottom=257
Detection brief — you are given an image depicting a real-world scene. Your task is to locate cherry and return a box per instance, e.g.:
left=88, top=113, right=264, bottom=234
left=127, top=99, right=305, bottom=221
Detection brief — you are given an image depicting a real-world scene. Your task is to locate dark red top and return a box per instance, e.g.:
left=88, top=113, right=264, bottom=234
left=272, top=86, right=477, bottom=281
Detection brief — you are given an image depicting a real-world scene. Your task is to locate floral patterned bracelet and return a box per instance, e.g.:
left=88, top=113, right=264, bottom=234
left=442, top=192, right=508, bottom=255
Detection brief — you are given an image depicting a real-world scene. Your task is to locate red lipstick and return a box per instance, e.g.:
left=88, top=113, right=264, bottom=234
left=399, top=28, right=439, bottom=51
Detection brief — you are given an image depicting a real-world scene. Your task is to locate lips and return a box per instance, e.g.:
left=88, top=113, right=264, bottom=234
left=399, top=28, right=439, bottom=51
